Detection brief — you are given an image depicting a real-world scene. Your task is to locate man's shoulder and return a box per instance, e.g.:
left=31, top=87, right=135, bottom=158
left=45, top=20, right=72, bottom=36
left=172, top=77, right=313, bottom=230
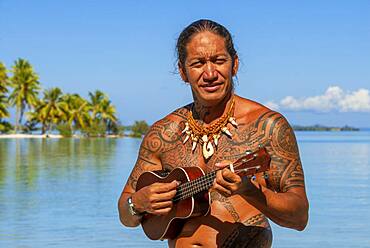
left=152, top=104, right=190, bottom=127
left=144, top=105, right=190, bottom=142
left=236, top=96, right=283, bottom=122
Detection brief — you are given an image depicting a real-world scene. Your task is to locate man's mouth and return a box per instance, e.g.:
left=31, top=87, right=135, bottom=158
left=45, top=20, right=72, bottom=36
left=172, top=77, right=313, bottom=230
left=201, top=83, right=222, bottom=93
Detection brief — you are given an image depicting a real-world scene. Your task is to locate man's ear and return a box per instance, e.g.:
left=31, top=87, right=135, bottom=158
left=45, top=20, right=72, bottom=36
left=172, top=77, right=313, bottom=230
left=178, top=62, right=188, bottom=82
left=232, top=55, right=239, bottom=76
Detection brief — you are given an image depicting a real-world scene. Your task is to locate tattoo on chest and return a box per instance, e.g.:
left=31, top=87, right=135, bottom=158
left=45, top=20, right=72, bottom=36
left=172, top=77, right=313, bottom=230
left=128, top=109, right=305, bottom=197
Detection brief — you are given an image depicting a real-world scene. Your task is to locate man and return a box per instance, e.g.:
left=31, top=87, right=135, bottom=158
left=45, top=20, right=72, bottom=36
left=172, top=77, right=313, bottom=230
left=118, top=19, right=309, bottom=247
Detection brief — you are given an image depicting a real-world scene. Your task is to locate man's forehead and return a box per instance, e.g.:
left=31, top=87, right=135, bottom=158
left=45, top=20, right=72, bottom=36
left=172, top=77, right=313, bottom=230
left=186, top=32, right=228, bottom=58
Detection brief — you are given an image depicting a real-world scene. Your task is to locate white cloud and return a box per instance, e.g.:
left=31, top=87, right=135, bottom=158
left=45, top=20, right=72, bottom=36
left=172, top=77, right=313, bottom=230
left=264, top=101, right=280, bottom=111
left=265, top=86, right=370, bottom=113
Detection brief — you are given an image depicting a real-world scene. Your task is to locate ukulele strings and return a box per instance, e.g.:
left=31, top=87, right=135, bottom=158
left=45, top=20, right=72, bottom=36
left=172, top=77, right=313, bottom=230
left=173, top=159, right=247, bottom=202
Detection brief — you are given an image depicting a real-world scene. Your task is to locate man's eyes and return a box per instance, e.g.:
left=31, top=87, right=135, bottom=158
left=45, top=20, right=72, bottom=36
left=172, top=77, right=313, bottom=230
left=214, top=58, right=227, bottom=64
left=190, top=58, right=227, bottom=67
left=190, top=61, right=203, bottom=67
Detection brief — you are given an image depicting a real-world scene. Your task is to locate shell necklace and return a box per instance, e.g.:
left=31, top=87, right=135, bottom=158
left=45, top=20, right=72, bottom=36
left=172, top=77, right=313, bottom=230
left=182, top=98, right=237, bottom=160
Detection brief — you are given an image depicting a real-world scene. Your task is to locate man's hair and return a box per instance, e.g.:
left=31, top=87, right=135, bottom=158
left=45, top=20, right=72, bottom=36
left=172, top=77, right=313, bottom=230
left=176, top=19, right=238, bottom=68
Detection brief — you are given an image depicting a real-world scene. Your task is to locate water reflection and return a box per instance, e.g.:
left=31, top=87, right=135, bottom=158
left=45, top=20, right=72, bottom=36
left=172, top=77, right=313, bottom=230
left=0, top=138, right=118, bottom=191
left=0, top=139, right=11, bottom=187
left=1, top=134, right=370, bottom=247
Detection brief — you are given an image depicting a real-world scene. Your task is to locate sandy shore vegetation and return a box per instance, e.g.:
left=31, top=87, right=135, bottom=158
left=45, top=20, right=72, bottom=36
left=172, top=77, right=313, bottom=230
left=0, top=134, right=124, bottom=139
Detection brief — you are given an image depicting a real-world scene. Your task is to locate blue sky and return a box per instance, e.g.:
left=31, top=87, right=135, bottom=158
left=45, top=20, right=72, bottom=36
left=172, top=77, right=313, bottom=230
left=1, top=1, right=369, bottom=127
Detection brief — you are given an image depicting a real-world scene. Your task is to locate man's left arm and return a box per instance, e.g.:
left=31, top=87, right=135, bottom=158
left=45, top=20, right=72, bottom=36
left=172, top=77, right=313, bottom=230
left=213, top=114, right=309, bottom=231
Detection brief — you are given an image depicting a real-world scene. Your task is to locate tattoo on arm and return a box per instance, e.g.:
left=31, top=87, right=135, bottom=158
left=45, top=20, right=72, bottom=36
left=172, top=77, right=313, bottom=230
left=126, top=110, right=188, bottom=190
left=268, top=114, right=305, bottom=192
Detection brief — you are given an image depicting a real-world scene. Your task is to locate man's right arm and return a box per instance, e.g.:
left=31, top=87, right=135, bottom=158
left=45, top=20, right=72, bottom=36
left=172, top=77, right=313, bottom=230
left=118, top=121, right=178, bottom=227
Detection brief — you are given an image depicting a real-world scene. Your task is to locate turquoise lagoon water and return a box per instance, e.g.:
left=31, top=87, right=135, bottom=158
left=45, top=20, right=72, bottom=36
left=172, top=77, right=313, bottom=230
left=0, top=132, right=369, bottom=247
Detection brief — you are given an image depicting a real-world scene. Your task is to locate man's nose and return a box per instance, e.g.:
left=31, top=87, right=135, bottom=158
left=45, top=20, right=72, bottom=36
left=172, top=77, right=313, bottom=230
left=203, top=62, right=217, bottom=82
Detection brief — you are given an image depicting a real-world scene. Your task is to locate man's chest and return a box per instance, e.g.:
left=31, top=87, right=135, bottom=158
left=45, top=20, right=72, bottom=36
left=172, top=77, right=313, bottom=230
left=160, top=124, right=269, bottom=173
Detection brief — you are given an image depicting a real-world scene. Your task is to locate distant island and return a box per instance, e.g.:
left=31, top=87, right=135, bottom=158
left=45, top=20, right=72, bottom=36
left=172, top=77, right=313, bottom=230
left=292, top=124, right=360, bottom=131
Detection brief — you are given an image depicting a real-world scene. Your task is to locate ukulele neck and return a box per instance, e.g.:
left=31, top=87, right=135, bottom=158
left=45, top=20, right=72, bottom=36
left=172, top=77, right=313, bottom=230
left=173, top=170, right=217, bottom=202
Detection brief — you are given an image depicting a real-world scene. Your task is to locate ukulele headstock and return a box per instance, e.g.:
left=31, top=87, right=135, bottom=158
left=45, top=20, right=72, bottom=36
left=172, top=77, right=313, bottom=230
left=232, top=147, right=271, bottom=177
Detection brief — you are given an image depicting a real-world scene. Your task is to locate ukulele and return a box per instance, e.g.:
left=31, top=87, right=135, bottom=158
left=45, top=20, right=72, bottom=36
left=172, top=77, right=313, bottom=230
left=136, top=147, right=271, bottom=240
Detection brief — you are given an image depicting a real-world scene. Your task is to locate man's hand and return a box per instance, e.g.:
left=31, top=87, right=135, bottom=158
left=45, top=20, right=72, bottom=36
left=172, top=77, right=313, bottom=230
left=212, top=161, right=245, bottom=196
left=131, top=180, right=179, bottom=215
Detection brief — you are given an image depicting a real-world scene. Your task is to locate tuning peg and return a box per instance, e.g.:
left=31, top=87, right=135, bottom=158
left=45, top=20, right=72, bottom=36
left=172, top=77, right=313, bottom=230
left=245, top=150, right=252, bottom=155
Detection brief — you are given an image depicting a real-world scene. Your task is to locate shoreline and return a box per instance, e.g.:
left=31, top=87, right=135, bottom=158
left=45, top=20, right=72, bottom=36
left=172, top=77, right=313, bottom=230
left=0, top=134, right=125, bottom=139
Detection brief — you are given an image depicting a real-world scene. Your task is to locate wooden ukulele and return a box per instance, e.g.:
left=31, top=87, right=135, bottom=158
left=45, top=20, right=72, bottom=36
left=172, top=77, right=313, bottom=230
left=136, top=147, right=271, bottom=240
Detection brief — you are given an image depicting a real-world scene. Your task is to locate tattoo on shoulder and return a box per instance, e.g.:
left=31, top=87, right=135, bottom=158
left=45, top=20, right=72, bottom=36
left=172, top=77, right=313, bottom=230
left=209, top=110, right=305, bottom=193
left=127, top=112, right=188, bottom=189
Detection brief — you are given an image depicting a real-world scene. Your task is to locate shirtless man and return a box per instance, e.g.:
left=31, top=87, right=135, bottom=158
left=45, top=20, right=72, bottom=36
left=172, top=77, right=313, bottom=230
left=118, top=19, right=309, bottom=247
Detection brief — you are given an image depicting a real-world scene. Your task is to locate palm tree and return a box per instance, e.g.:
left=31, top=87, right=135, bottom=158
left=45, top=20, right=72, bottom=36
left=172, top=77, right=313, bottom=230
left=28, top=87, right=64, bottom=134
left=99, top=99, right=118, bottom=134
left=0, top=62, right=9, bottom=120
left=88, top=90, right=106, bottom=120
left=88, top=90, right=118, bottom=134
left=8, top=59, right=40, bottom=132
left=60, top=93, right=91, bottom=134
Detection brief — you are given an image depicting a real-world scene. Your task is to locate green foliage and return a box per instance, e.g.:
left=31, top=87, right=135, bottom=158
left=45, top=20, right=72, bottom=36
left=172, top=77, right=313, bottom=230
left=0, top=62, right=10, bottom=119
left=1, top=59, right=123, bottom=136
left=0, top=120, right=12, bottom=133
left=130, top=120, right=149, bottom=138
left=23, top=119, right=39, bottom=133
left=81, top=121, right=107, bottom=137
left=88, top=90, right=118, bottom=134
left=8, top=58, right=40, bottom=132
left=60, top=93, right=92, bottom=133
left=0, top=62, right=9, bottom=92
left=109, top=121, right=125, bottom=136
left=28, top=87, right=64, bottom=134
left=56, top=123, right=73, bottom=137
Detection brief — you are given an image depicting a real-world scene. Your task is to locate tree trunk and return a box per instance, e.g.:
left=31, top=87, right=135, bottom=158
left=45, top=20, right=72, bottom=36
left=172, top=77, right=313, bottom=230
left=15, top=106, right=20, bottom=133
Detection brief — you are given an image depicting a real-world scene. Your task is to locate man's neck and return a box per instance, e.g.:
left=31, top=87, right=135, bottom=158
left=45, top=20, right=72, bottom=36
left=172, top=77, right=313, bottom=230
left=192, top=92, right=234, bottom=124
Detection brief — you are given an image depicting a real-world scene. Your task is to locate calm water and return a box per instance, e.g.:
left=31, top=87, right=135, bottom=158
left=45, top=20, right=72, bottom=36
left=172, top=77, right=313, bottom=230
left=0, top=132, right=369, bottom=248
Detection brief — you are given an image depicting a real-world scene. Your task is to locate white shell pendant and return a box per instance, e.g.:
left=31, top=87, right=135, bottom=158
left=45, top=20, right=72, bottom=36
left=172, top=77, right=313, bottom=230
left=183, top=131, right=191, bottom=144
left=213, top=133, right=221, bottom=147
left=191, top=135, right=198, bottom=152
left=202, top=141, right=214, bottom=160
left=229, top=117, right=238, bottom=127
left=221, top=126, right=232, bottom=138
left=182, top=122, right=189, bottom=133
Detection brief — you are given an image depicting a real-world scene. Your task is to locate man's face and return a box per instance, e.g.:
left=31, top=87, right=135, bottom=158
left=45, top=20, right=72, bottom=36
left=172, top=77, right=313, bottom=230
left=179, top=31, right=238, bottom=107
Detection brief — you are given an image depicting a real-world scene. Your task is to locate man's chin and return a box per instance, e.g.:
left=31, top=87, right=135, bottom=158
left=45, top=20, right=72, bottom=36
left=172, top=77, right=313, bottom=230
left=197, top=94, right=227, bottom=107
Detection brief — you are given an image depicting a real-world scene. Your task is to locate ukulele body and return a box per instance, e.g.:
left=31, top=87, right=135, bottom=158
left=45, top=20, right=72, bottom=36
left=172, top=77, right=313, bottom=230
left=136, top=166, right=211, bottom=240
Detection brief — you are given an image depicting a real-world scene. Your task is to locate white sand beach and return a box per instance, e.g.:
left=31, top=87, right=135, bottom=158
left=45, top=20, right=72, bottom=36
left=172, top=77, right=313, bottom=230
left=0, top=134, right=124, bottom=139
left=0, top=134, right=63, bottom=139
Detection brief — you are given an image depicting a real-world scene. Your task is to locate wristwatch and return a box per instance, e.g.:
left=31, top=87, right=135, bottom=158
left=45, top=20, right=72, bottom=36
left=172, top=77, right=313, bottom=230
left=127, top=196, right=141, bottom=216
